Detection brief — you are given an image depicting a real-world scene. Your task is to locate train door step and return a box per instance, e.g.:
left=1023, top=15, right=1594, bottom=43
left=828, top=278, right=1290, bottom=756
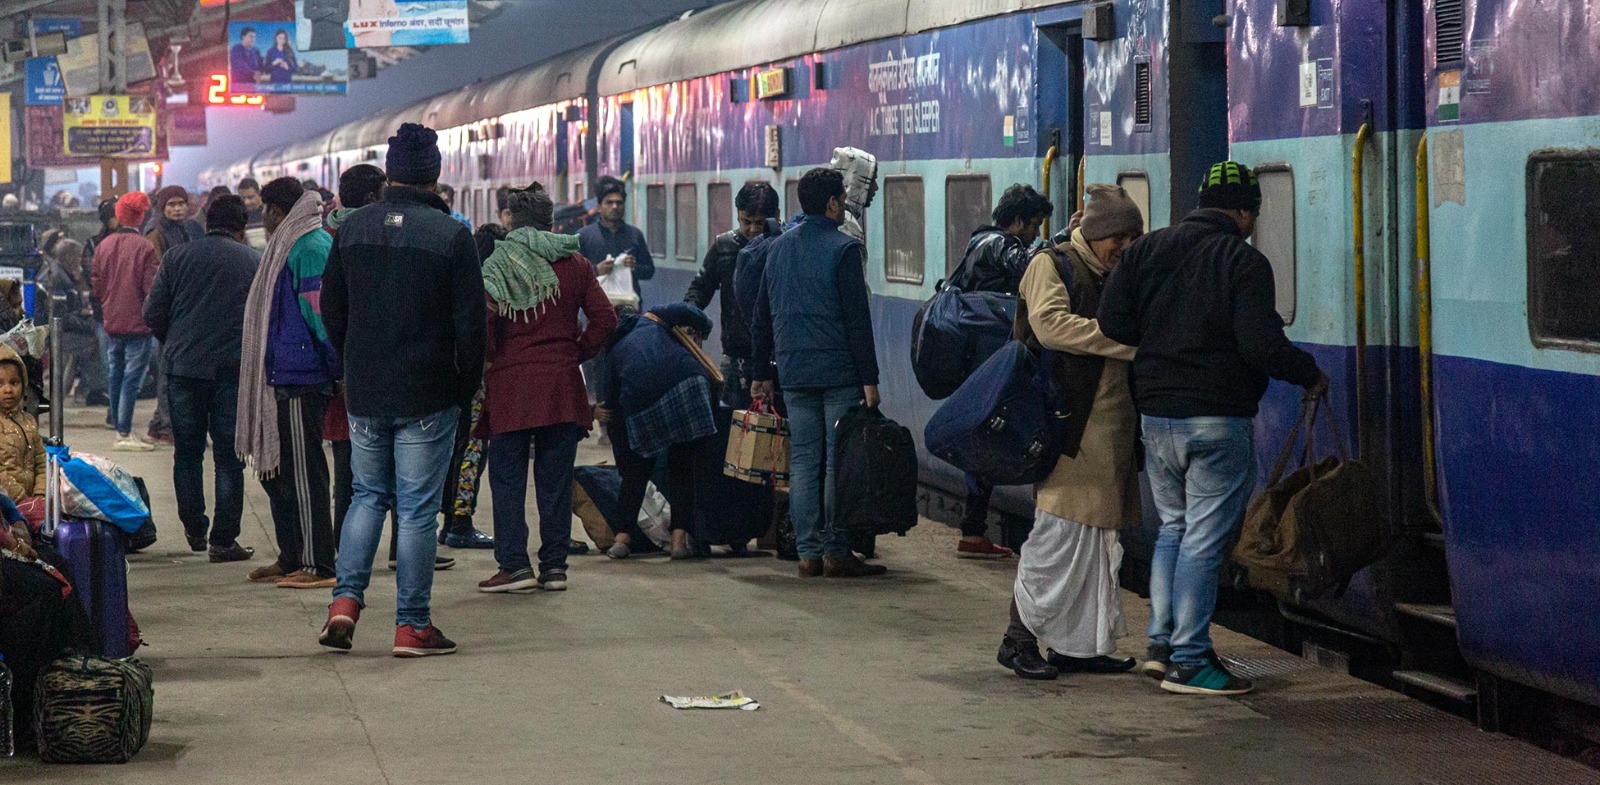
left=1393, top=670, right=1478, bottom=703
left=1395, top=602, right=1457, bottom=628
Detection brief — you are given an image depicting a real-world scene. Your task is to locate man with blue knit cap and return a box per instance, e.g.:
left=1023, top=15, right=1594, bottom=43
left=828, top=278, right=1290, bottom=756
left=1098, top=161, right=1327, bottom=696
left=319, top=122, right=487, bottom=658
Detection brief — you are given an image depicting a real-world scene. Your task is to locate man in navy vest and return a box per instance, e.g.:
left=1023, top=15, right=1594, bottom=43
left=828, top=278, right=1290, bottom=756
left=750, top=168, right=885, bottom=579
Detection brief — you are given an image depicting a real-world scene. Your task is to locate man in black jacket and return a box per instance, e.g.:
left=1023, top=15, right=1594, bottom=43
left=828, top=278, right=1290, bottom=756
left=319, top=123, right=486, bottom=658
left=1098, top=161, right=1327, bottom=696
left=685, top=181, right=779, bottom=410
left=142, top=195, right=259, bottom=563
left=948, top=184, right=1054, bottom=560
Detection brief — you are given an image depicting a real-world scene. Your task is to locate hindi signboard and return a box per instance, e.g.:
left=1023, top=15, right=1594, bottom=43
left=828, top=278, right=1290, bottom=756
left=62, top=95, right=158, bottom=157
left=295, top=0, right=470, bottom=49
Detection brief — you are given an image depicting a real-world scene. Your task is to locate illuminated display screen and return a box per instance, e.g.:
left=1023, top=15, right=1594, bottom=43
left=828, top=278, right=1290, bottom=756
left=755, top=68, right=790, bottom=100
left=206, top=75, right=264, bottom=106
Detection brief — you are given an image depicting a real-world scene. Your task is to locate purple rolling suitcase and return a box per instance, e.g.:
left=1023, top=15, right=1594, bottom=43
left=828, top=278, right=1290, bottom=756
left=51, top=518, right=132, bottom=659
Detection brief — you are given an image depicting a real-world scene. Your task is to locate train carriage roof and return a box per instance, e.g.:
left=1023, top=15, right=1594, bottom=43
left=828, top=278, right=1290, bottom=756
left=597, top=0, right=1070, bottom=94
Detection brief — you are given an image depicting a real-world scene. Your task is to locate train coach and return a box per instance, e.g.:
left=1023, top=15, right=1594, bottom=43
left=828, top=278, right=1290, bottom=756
left=212, top=0, right=1600, bottom=740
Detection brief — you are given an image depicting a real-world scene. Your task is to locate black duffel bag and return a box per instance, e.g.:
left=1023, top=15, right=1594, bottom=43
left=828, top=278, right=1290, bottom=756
left=833, top=406, right=919, bottom=551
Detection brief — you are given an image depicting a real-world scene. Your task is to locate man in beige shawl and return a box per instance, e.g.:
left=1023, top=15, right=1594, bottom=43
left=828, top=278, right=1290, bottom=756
left=997, top=184, right=1145, bottom=681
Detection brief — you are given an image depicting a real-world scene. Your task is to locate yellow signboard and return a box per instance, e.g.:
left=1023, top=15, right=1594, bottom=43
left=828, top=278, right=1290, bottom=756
left=62, top=94, right=157, bottom=157
left=0, top=95, right=11, bottom=184
left=755, top=67, right=791, bottom=100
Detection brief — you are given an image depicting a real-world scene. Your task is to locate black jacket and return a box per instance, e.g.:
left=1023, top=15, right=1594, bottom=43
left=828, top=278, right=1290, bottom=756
left=142, top=233, right=260, bottom=380
left=1098, top=209, right=1320, bottom=418
left=684, top=229, right=752, bottom=359
left=323, top=187, right=486, bottom=418
left=948, top=226, right=1030, bottom=294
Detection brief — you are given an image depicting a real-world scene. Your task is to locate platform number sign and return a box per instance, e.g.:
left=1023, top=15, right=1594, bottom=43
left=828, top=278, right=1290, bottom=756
left=207, top=74, right=264, bottom=106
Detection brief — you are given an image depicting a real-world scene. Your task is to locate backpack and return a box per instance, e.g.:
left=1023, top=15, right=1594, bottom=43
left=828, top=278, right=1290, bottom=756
left=833, top=406, right=919, bottom=539
left=909, top=239, right=1018, bottom=400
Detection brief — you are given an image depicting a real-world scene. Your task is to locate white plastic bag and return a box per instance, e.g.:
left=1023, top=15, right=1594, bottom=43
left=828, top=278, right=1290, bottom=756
left=598, top=257, right=639, bottom=308
left=637, top=481, right=672, bottom=549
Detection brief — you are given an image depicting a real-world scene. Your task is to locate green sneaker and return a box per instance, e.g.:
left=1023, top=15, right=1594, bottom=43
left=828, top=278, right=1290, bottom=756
left=1160, top=662, right=1254, bottom=695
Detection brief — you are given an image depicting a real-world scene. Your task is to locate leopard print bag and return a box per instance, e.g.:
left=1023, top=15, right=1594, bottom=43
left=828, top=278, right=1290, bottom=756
left=34, top=652, right=153, bottom=763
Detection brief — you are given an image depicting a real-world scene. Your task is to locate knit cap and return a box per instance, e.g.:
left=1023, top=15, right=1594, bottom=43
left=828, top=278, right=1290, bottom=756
left=1197, top=160, right=1262, bottom=212
left=385, top=122, right=442, bottom=186
left=153, top=185, right=189, bottom=212
left=115, top=191, right=150, bottom=229
left=1080, top=183, right=1145, bottom=241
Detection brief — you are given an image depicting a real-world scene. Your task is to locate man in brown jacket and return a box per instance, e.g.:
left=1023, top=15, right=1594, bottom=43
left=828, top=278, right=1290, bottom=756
left=997, top=184, right=1145, bottom=681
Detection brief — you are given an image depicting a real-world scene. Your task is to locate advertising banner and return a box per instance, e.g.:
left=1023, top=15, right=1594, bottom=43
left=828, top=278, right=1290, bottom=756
left=62, top=95, right=158, bottom=157
left=295, top=0, right=470, bottom=49
left=228, top=21, right=348, bottom=95
left=55, top=22, right=157, bottom=96
left=0, top=95, right=11, bottom=185
left=167, top=105, right=208, bottom=147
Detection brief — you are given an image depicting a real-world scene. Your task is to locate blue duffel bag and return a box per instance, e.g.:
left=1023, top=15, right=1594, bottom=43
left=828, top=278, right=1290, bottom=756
left=909, top=283, right=1017, bottom=400
left=924, top=340, right=1065, bottom=486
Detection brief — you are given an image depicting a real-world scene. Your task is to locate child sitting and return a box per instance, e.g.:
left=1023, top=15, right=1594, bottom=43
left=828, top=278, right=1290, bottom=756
left=0, top=346, right=46, bottom=531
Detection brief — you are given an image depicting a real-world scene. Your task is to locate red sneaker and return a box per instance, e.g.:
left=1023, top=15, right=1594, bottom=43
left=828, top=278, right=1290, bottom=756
left=393, top=624, right=457, bottom=658
left=956, top=537, right=1015, bottom=559
left=320, top=597, right=361, bottom=652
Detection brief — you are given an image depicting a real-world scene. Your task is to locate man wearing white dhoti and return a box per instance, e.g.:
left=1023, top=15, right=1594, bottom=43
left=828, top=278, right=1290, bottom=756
left=996, top=184, right=1145, bottom=681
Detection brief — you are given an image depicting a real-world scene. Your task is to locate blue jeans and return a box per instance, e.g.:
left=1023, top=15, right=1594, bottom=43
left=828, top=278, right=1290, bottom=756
left=1141, top=415, right=1256, bottom=666
left=785, top=386, right=859, bottom=560
left=488, top=423, right=582, bottom=575
left=167, top=374, right=245, bottom=547
left=104, top=335, right=153, bottom=436
left=334, top=406, right=458, bottom=628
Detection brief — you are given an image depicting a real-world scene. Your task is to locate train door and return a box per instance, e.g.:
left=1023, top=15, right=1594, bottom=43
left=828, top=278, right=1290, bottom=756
left=556, top=119, right=570, bottom=202
left=1036, top=24, right=1083, bottom=234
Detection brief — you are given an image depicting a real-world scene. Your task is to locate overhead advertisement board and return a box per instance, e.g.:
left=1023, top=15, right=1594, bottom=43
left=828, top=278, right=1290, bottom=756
left=62, top=94, right=158, bottom=156
left=295, top=0, right=470, bottom=49
left=55, top=22, right=156, bottom=95
left=229, top=21, right=349, bottom=95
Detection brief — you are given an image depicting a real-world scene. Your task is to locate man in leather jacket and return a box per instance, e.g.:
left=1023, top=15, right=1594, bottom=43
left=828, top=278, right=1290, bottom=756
left=950, top=184, right=1054, bottom=560
left=685, top=182, right=780, bottom=410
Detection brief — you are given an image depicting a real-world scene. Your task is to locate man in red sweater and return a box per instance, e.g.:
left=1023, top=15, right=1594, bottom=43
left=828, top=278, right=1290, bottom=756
left=91, top=192, right=161, bottom=451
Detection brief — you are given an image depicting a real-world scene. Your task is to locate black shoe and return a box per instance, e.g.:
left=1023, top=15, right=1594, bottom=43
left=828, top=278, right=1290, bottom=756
left=997, top=639, right=1059, bottom=681
left=1142, top=643, right=1173, bottom=680
left=185, top=531, right=209, bottom=552
left=208, top=542, right=255, bottom=563
left=1046, top=651, right=1137, bottom=673
left=442, top=527, right=494, bottom=549
left=569, top=539, right=590, bottom=556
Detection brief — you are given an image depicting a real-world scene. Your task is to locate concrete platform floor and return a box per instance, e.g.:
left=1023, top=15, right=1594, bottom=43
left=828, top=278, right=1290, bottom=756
left=7, top=399, right=1598, bottom=784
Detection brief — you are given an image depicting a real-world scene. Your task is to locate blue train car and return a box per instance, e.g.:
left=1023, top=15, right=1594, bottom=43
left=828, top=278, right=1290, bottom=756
left=217, top=0, right=1600, bottom=733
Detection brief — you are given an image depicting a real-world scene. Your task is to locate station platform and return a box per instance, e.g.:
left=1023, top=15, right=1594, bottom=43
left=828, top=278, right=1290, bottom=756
left=8, top=399, right=1599, bottom=785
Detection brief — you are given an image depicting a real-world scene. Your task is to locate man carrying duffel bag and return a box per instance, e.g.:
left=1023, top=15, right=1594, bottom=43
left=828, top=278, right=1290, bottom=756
left=1098, top=162, right=1329, bottom=696
left=913, top=184, right=1053, bottom=560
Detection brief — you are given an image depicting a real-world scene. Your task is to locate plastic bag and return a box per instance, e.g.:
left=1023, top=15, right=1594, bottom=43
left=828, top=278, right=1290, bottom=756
left=637, top=482, right=672, bottom=549
left=599, top=259, right=638, bottom=308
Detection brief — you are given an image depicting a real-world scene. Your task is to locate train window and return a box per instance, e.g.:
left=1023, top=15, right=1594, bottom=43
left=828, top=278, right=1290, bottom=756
left=1253, top=167, right=1297, bottom=325
left=675, top=183, right=698, bottom=261
left=708, top=182, right=733, bottom=237
left=785, top=179, right=801, bottom=222
left=944, top=175, right=992, bottom=280
left=646, top=184, right=667, bottom=256
left=884, top=176, right=926, bottom=285
left=1116, top=172, right=1151, bottom=230
left=1527, top=153, right=1600, bottom=350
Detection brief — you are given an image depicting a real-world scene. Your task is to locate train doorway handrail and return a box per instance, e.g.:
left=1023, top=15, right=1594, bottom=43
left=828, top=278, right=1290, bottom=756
left=1415, top=134, right=1443, bottom=526
left=1352, top=122, right=1372, bottom=458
